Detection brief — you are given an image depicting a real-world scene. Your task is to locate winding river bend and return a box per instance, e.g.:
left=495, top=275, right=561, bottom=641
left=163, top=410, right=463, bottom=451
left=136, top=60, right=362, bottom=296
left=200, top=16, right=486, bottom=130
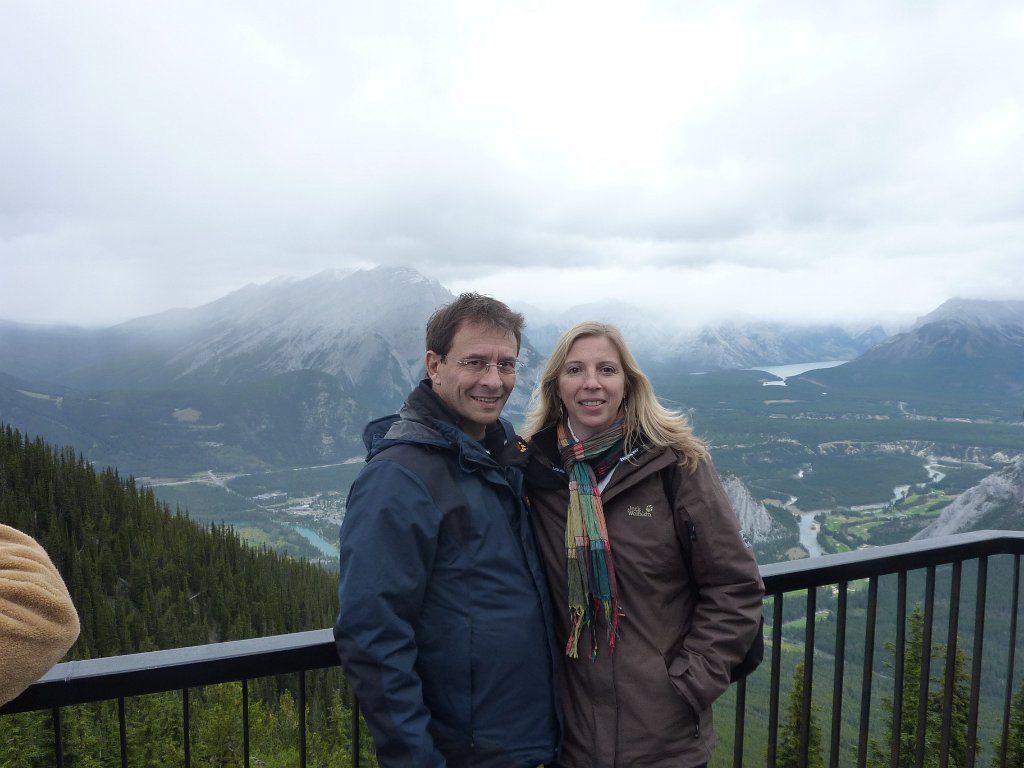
left=797, top=512, right=825, bottom=558
left=790, top=462, right=951, bottom=558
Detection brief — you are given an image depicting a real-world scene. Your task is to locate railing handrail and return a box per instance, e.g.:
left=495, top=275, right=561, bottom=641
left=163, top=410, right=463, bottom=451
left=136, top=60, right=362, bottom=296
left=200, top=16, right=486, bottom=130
left=759, top=528, right=1024, bottom=591
left=0, top=628, right=338, bottom=715
left=4, top=529, right=1023, bottom=717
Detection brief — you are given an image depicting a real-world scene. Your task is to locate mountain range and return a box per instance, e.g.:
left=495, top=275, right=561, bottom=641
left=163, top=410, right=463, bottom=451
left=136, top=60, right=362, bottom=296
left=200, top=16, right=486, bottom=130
left=805, top=298, right=1024, bottom=421
left=1, top=266, right=1023, bottom=480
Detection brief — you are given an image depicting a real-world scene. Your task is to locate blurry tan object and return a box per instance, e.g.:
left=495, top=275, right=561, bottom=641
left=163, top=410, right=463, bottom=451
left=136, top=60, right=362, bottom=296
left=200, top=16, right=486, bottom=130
left=1, top=523, right=80, bottom=706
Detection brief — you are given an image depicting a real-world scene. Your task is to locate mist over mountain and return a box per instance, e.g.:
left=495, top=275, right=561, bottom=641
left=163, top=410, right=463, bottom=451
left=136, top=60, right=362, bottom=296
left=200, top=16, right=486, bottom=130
left=520, top=300, right=889, bottom=368
left=23, top=267, right=454, bottom=396
left=2, top=266, right=1022, bottom=479
left=0, top=267, right=464, bottom=474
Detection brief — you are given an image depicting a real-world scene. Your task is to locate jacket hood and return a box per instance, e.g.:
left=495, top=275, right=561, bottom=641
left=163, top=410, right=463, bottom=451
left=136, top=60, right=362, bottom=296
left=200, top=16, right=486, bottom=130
left=363, top=379, right=528, bottom=467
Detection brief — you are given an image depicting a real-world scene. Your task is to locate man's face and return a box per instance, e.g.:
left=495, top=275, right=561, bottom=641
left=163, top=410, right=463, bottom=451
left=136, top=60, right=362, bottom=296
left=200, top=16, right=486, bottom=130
left=425, top=321, right=519, bottom=440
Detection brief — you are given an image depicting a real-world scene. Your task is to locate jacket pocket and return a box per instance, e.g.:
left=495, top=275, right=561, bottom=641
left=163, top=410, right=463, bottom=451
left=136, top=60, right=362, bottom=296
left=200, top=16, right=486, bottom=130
left=617, top=648, right=700, bottom=761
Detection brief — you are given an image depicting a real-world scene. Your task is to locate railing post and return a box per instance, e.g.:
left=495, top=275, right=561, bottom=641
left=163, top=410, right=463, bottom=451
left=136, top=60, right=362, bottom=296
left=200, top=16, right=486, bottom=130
left=768, top=594, right=784, bottom=768
left=800, top=586, right=816, bottom=768
left=118, top=696, right=128, bottom=768
left=915, top=566, right=937, bottom=768
left=829, top=581, right=847, bottom=768
left=242, top=679, right=250, bottom=768
left=938, top=562, right=963, bottom=768
left=733, top=674, right=748, bottom=768
left=967, top=557, right=987, bottom=768
left=998, top=555, right=1020, bottom=768
left=52, top=706, right=64, bottom=768
left=890, top=572, right=908, bottom=768
left=856, top=576, right=877, bottom=768
left=183, top=687, right=191, bottom=768
left=299, top=671, right=307, bottom=767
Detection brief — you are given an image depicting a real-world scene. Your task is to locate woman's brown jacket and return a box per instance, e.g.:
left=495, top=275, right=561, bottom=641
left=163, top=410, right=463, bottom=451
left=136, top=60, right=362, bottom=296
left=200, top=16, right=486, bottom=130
left=525, top=427, right=764, bottom=768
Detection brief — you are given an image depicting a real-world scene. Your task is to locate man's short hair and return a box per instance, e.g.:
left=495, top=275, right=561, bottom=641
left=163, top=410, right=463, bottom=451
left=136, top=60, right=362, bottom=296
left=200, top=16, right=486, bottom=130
left=425, top=293, right=525, bottom=355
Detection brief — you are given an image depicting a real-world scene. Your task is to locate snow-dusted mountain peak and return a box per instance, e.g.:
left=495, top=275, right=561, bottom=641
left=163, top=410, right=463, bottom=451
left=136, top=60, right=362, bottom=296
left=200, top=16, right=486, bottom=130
left=912, top=298, right=1024, bottom=330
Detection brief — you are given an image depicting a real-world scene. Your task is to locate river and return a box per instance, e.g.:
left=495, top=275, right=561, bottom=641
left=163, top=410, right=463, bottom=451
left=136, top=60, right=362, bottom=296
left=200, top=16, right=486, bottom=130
left=798, top=511, right=826, bottom=558
left=794, top=459, right=951, bottom=556
left=293, top=525, right=337, bottom=558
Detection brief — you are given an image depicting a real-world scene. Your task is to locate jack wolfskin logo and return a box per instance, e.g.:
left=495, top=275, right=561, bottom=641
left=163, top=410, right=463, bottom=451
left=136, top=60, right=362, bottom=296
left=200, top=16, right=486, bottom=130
left=627, top=505, right=654, bottom=518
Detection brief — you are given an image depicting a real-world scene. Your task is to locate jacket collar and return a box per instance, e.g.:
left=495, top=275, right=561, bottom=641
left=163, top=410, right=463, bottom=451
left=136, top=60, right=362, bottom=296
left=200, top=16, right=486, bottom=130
left=363, top=379, right=528, bottom=467
left=525, top=422, right=672, bottom=494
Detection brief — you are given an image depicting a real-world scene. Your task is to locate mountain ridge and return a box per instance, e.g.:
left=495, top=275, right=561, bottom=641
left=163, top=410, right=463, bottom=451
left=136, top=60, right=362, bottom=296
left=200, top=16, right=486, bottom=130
left=2, top=267, right=1022, bottom=478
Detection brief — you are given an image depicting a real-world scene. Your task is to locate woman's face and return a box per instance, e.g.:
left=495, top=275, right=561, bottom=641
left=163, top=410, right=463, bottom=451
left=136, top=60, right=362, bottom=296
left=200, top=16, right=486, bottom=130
left=557, top=334, right=626, bottom=441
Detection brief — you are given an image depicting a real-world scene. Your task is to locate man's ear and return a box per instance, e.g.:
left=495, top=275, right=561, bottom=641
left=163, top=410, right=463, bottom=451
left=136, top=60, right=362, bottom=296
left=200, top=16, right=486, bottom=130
left=425, top=351, right=443, bottom=383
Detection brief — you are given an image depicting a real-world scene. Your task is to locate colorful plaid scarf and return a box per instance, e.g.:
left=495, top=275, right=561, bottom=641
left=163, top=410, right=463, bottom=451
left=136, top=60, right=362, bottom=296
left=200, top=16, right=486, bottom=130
left=558, top=417, right=626, bottom=659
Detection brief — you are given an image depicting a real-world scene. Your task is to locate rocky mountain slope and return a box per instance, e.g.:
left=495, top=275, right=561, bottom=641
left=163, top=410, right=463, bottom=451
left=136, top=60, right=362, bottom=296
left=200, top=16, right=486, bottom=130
left=912, top=455, right=1024, bottom=539
left=722, top=475, right=792, bottom=546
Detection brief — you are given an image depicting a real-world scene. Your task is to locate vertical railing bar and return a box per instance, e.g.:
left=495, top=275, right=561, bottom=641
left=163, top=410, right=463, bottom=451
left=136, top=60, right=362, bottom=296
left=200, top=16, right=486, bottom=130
left=352, top=696, right=362, bottom=768
left=856, top=576, right=878, bottom=768
left=52, top=706, right=64, bottom=768
left=242, top=679, right=250, bottom=768
left=299, top=670, right=307, bottom=768
left=916, top=565, right=937, bottom=768
left=938, top=561, right=963, bottom=768
left=770, top=593, right=782, bottom=768
left=829, top=581, right=848, bottom=768
left=966, top=557, right=987, bottom=768
left=183, top=687, right=191, bottom=768
left=800, top=586, right=816, bottom=768
left=768, top=594, right=784, bottom=768
left=733, top=673, right=748, bottom=768
left=118, top=696, right=128, bottom=768
left=999, top=555, right=1021, bottom=768
left=890, top=572, right=908, bottom=768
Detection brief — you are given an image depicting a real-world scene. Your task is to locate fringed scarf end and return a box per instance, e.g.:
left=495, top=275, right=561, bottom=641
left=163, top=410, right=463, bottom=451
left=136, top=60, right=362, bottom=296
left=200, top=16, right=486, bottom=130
left=565, top=606, right=586, bottom=659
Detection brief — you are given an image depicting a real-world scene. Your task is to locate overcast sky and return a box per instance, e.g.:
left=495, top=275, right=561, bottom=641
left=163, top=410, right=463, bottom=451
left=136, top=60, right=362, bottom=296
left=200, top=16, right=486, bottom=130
left=2, top=1, right=1022, bottom=330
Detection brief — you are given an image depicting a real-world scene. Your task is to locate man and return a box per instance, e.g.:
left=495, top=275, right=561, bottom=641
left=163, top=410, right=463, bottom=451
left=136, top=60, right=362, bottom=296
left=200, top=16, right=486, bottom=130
left=334, top=293, right=560, bottom=768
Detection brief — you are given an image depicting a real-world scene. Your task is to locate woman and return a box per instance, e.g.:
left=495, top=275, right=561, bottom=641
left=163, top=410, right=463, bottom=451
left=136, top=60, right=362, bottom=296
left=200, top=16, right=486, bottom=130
left=522, top=321, right=764, bottom=768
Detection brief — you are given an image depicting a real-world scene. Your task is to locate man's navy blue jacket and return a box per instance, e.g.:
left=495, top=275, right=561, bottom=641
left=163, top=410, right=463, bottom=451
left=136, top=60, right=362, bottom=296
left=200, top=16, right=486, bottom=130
left=334, top=380, right=561, bottom=768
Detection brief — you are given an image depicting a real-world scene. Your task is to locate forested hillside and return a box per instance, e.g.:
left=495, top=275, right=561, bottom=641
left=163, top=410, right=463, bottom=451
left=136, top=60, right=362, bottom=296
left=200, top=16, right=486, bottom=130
left=0, top=424, right=371, bottom=766
left=0, top=423, right=337, bottom=657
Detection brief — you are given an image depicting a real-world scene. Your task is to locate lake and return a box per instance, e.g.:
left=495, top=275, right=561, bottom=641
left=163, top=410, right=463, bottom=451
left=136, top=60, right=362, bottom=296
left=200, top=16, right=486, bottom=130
left=751, top=360, right=846, bottom=386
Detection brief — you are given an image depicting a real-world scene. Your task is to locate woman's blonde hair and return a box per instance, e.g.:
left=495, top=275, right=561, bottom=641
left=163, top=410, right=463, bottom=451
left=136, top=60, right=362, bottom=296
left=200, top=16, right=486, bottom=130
left=522, top=321, right=708, bottom=470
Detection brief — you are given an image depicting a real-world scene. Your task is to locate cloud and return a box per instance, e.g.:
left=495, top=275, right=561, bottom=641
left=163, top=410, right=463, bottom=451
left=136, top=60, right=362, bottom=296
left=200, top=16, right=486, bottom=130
left=1, top=0, right=1023, bottom=327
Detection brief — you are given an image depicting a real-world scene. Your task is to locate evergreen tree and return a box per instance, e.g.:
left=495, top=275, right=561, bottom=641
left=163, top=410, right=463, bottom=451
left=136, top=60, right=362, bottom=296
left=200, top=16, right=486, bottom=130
left=776, top=658, right=825, bottom=768
left=869, top=604, right=978, bottom=768
left=0, top=424, right=370, bottom=766
left=990, top=680, right=1024, bottom=767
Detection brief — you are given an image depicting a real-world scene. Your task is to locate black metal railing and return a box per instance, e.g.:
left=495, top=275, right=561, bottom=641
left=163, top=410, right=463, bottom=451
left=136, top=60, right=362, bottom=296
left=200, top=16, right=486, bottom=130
left=4, top=529, right=1023, bottom=768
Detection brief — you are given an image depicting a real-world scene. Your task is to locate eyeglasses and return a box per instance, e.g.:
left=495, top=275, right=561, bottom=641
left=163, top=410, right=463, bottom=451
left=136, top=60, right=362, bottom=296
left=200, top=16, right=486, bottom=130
left=443, top=357, right=523, bottom=376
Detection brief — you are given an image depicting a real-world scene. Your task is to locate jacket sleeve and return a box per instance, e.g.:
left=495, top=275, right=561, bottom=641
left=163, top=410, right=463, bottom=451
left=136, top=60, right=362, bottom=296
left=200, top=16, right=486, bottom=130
left=665, top=458, right=765, bottom=713
left=333, top=459, right=447, bottom=768
left=1, top=524, right=81, bottom=706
